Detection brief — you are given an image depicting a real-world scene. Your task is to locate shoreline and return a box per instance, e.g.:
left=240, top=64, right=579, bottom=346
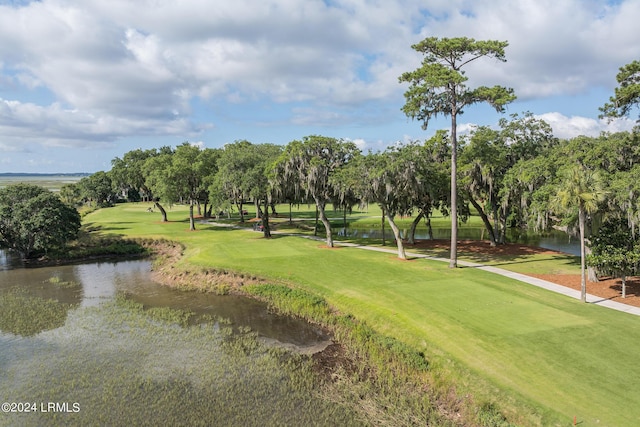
left=136, top=238, right=483, bottom=426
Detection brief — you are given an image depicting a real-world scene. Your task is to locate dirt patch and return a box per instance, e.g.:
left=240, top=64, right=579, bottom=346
left=311, top=343, right=359, bottom=382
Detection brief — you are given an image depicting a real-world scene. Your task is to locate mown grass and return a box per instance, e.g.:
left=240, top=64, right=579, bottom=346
left=208, top=202, right=579, bottom=276
left=84, top=203, right=640, bottom=426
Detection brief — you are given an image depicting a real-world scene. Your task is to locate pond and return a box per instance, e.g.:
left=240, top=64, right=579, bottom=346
left=0, top=250, right=362, bottom=426
left=336, top=226, right=581, bottom=256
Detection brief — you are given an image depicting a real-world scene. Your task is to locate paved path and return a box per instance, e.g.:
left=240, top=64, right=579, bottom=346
left=205, top=221, right=640, bottom=317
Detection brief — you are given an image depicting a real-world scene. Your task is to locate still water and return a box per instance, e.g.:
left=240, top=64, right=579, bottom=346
left=0, top=250, right=360, bottom=426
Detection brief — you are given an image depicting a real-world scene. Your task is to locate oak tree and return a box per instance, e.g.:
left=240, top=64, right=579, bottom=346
left=275, top=136, right=358, bottom=248
left=0, top=184, right=81, bottom=259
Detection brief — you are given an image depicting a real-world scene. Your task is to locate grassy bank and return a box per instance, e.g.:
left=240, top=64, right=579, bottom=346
left=84, top=203, right=640, bottom=426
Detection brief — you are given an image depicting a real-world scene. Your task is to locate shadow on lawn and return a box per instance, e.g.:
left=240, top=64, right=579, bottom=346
left=83, top=222, right=135, bottom=234
left=406, top=239, right=581, bottom=267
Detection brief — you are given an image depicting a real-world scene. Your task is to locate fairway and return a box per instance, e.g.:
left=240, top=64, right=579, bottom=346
left=86, top=204, right=640, bottom=426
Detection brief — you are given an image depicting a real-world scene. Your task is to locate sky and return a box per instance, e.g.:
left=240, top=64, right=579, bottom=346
left=0, top=0, right=638, bottom=173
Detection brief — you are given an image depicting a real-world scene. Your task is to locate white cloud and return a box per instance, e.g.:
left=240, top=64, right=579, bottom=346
left=0, top=98, right=200, bottom=151
left=0, top=0, right=639, bottom=158
left=351, top=138, right=367, bottom=150
left=535, top=112, right=636, bottom=139
left=416, top=0, right=640, bottom=99
left=342, top=137, right=387, bottom=153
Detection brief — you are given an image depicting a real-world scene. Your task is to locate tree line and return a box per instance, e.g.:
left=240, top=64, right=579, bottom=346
left=56, top=119, right=637, bottom=288
left=2, top=37, right=638, bottom=301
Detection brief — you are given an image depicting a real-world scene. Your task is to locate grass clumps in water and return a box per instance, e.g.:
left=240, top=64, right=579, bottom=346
left=1, top=297, right=363, bottom=426
left=114, top=293, right=195, bottom=327
left=47, top=275, right=80, bottom=289
left=0, top=288, right=72, bottom=336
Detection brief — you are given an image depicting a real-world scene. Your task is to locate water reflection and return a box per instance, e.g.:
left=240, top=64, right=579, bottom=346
left=0, top=247, right=24, bottom=271
left=0, top=249, right=328, bottom=345
left=0, top=252, right=358, bottom=426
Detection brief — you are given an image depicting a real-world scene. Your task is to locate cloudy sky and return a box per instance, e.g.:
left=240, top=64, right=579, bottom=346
left=0, top=0, right=638, bottom=173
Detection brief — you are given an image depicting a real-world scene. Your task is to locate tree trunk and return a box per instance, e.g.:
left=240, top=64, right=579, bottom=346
left=450, top=107, right=458, bottom=268
left=237, top=200, right=244, bottom=223
left=381, top=207, right=386, bottom=246
left=315, top=199, right=333, bottom=247
left=622, top=275, right=627, bottom=298
left=468, top=195, right=497, bottom=246
left=256, top=200, right=263, bottom=219
left=343, top=206, right=347, bottom=230
left=197, top=200, right=202, bottom=216
left=386, top=211, right=407, bottom=260
left=586, top=243, right=598, bottom=282
left=499, top=207, right=508, bottom=244
left=426, top=211, right=433, bottom=240
left=314, top=206, right=319, bottom=236
left=189, top=200, right=196, bottom=231
left=492, top=203, right=500, bottom=242
left=262, top=198, right=272, bottom=238
left=579, top=207, right=587, bottom=303
left=407, top=210, right=425, bottom=245
left=289, top=203, right=293, bottom=224
left=154, top=201, right=168, bottom=222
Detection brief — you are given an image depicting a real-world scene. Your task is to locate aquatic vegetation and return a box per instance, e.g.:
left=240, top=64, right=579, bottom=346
left=0, top=297, right=363, bottom=427
left=114, top=292, right=196, bottom=327
left=0, top=288, right=72, bottom=336
left=47, top=276, right=80, bottom=289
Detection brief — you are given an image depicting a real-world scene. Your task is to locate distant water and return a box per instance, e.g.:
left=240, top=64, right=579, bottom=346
left=0, top=173, right=87, bottom=191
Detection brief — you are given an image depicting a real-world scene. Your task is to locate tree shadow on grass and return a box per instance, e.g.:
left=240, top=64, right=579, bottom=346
left=406, top=239, right=581, bottom=268
left=82, top=223, right=134, bottom=235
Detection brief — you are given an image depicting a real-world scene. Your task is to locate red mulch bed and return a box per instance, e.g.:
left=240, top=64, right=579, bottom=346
left=528, top=274, right=640, bottom=307
left=406, top=240, right=640, bottom=307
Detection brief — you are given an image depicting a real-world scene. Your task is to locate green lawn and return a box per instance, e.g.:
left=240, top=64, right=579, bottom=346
left=85, top=203, right=640, bottom=426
